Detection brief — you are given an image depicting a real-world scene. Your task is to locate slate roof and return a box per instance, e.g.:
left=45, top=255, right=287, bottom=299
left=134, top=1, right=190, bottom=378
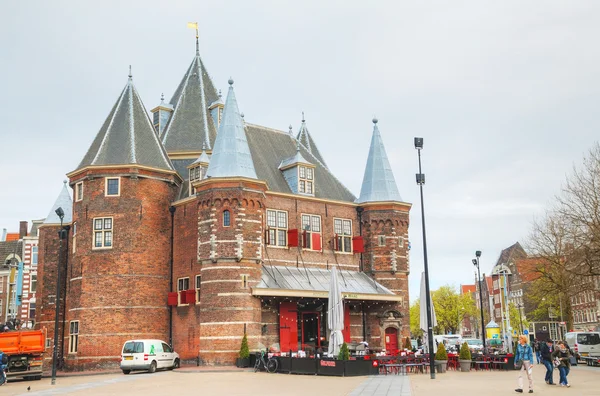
left=357, top=119, right=402, bottom=203
left=77, top=75, right=174, bottom=172
left=279, top=145, right=313, bottom=170
left=245, top=124, right=357, bottom=202
left=493, top=242, right=527, bottom=269
left=296, top=117, right=327, bottom=167
left=206, top=81, right=258, bottom=179
left=0, top=239, right=23, bottom=265
left=161, top=54, right=219, bottom=152
left=255, top=265, right=395, bottom=295
left=44, top=182, right=73, bottom=225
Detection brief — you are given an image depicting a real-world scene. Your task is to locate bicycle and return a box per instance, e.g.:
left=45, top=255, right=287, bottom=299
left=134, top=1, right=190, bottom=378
left=254, top=351, right=278, bottom=373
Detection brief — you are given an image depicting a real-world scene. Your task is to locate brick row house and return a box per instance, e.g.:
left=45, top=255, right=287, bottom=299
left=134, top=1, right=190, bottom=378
left=36, top=42, right=412, bottom=370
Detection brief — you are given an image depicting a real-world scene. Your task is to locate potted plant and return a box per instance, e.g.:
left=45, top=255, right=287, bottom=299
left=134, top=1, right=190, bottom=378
left=236, top=334, right=250, bottom=368
left=434, top=343, right=448, bottom=373
left=403, top=337, right=412, bottom=350
left=338, top=342, right=350, bottom=361
left=458, top=342, right=472, bottom=372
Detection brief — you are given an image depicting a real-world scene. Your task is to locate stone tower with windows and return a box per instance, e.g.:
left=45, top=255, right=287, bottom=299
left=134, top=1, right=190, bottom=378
left=54, top=72, right=181, bottom=370
left=357, top=119, right=411, bottom=344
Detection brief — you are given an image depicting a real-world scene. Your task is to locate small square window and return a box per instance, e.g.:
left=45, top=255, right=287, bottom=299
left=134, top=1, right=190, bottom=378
left=398, top=237, right=404, bottom=247
left=106, top=178, right=120, bottom=196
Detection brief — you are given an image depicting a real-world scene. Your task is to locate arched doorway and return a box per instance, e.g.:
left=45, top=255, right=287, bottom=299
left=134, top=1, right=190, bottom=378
left=385, top=327, right=398, bottom=354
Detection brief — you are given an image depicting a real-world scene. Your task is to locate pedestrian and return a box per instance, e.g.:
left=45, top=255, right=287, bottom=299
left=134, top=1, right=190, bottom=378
left=539, top=339, right=556, bottom=385
left=514, top=335, right=534, bottom=394
left=534, top=339, right=542, bottom=364
left=552, top=341, right=572, bottom=387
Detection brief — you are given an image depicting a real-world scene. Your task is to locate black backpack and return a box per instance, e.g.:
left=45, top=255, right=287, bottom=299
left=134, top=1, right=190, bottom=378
left=0, top=353, right=7, bottom=365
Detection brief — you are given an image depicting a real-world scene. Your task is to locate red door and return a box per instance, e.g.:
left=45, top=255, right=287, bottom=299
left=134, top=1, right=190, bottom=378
left=385, top=327, right=398, bottom=355
left=280, top=302, right=298, bottom=352
left=342, top=304, right=351, bottom=343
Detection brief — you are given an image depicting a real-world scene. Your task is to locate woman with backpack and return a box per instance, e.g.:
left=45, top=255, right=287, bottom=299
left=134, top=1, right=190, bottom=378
left=552, top=341, right=572, bottom=387
left=514, top=335, right=534, bottom=394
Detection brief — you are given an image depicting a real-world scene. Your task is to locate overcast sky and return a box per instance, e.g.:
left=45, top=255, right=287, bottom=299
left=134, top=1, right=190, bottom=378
left=2, top=1, right=599, bottom=302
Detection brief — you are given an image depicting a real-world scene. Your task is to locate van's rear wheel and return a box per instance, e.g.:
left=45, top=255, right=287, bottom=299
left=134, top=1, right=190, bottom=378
left=122, top=370, right=131, bottom=375
left=149, top=361, right=157, bottom=373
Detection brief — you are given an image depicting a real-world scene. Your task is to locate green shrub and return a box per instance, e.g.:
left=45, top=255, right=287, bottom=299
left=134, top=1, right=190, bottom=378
left=338, top=342, right=350, bottom=360
left=403, top=337, right=412, bottom=349
left=435, top=343, right=448, bottom=360
left=239, top=334, right=250, bottom=359
left=459, top=342, right=471, bottom=360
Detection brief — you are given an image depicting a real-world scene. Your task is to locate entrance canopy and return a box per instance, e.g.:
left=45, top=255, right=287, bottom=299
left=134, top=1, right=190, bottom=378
left=253, top=265, right=402, bottom=302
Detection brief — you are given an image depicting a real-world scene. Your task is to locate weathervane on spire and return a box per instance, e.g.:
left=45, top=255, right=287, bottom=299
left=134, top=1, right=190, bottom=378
left=128, top=65, right=132, bottom=80
left=188, top=22, right=199, bottom=54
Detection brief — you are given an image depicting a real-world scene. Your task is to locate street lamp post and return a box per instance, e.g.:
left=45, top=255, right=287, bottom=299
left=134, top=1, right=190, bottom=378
left=414, top=137, right=435, bottom=379
left=472, top=251, right=487, bottom=355
left=51, top=207, right=65, bottom=386
left=517, top=304, right=524, bottom=335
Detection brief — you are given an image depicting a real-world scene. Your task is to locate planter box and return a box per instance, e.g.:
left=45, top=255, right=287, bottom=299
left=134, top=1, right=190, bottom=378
left=435, top=360, right=448, bottom=373
left=277, top=356, right=292, bottom=373
left=344, top=359, right=379, bottom=376
left=290, top=358, right=317, bottom=375
left=459, top=359, right=471, bottom=372
left=317, top=359, right=345, bottom=376
left=236, top=358, right=250, bottom=368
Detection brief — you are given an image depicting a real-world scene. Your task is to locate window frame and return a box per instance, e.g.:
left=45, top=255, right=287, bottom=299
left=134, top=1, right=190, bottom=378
left=297, top=166, right=315, bottom=195
left=32, top=246, right=38, bottom=266
left=68, top=320, right=79, bottom=354
left=92, top=217, right=113, bottom=250
left=105, top=177, right=121, bottom=197
left=223, top=210, right=231, bottom=227
left=75, top=182, right=83, bottom=202
left=177, top=277, right=190, bottom=306
left=31, top=274, right=37, bottom=293
left=301, top=213, right=322, bottom=251
left=195, top=275, right=201, bottom=303
left=266, top=209, right=288, bottom=247
left=333, top=218, right=353, bottom=253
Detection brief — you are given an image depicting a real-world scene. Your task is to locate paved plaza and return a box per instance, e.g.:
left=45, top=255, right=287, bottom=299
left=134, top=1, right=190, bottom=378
left=1, top=363, right=598, bottom=395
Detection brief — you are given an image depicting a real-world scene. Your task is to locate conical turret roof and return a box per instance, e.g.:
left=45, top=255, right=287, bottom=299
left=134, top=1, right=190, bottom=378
left=161, top=52, right=219, bottom=152
left=357, top=119, right=402, bottom=203
left=206, top=79, right=257, bottom=179
left=44, top=181, right=73, bottom=225
left=77, top=73, right=174, bottom=172
left=296, top=114, right=327, bottom=167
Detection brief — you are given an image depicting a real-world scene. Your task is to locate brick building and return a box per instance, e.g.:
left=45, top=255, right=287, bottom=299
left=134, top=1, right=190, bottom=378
left=36, top=42, right=412, bottom=371
left=460, top=284, right=477, bottom=338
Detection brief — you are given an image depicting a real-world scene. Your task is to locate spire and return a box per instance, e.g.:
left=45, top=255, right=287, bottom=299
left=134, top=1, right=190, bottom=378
left=43, top=181, right=73, bottom=224
left=161, top=46, right=219, bottom=153
left=357, top=118, right=402, bottom=203
left=206, top=79, right=257, bottom=179
left=77, top=73, right=174, bottom=172
left=191, top=142, right=211, bottom=165
left=296, top=113, right=327, bottom=167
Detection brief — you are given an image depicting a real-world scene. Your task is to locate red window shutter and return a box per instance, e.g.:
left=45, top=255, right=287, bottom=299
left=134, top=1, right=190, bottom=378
left=288, top=229, right=299, bottom=247
left=167, top=292, right=178, bottom=306
left=186, top=289, right=196, bottom=304
left=179, top=290, right=187, bottom=304
left=312, top=233, right=322, bottom=251
left=265, top=229, right=270, bottom=245
left=302, top=231, right=307, bottom=248
left=279, top=302, right=298, bottom=352
left=334, top=234, right=339, bottom=251
left=352, top=236, right=365, bottom=253
left=342, top=304, right=351, bottom=343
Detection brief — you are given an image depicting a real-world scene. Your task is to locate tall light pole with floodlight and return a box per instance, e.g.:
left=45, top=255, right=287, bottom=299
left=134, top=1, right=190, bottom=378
left=51, top=207, right=65, bottom=385
left=473, top=251, right=487, bottom=354
left=414, top=137, right=435, bottom=379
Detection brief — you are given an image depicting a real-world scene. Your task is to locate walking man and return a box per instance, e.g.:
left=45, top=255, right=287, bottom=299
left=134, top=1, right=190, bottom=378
left=540, top=339, right=555, bottom=385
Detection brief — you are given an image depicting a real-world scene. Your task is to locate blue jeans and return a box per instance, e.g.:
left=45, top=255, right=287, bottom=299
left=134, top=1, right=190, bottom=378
left=536, top=351, right=541, bottom=363
left=542, top=360, right=554, bottom=383
left=558, top=366, right=570, bottom=385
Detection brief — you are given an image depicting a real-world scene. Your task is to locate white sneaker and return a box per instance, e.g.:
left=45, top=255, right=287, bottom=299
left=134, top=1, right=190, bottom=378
left=566, top=384, right=570, bottom=388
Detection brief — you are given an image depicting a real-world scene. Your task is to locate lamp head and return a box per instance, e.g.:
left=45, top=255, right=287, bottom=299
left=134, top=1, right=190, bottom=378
left=472, top=259, right=478, bottom=266
left=475, top=250, right=482, bottom=258
left=414, top=137, right=423, bottom=149
left=55, top=207, right=65, bottom=220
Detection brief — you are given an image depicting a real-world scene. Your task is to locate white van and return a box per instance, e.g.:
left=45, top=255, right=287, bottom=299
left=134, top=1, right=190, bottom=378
left=565, top=332, right=600, bottom=360
left=120, top=339, right=180, bottom=374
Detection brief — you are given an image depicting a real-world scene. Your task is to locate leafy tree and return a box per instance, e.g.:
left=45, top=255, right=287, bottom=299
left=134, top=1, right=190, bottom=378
left=409, top=299, right=424, bottom=339
left=431, top=285, right=477, bottom=334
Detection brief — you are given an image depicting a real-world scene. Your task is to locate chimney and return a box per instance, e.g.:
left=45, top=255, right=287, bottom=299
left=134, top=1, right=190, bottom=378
left=1, top=228, right=6, bottom=241
left=19, top=221, right=28, bottom=238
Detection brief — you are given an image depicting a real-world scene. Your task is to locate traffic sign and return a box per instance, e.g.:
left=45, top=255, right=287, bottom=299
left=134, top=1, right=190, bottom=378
left=523, top=329, right=529, bottom=335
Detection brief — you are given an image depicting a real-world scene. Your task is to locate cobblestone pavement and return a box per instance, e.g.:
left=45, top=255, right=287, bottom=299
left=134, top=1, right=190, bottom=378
left=1, top=363, right=598, bottom=395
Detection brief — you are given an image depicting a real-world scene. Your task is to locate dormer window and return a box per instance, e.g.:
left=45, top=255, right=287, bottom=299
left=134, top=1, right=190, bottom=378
left=298, top=166, right=314, bottom=194
left=189, top=165, right=206, bottom=195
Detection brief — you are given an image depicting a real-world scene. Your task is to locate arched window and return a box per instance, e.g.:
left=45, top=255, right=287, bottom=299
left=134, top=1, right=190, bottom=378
left=223, top=210, right=231, bottom=227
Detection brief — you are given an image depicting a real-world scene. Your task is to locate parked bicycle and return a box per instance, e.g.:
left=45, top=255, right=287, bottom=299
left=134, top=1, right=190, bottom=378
left=254, top=351, right=278, bottom=373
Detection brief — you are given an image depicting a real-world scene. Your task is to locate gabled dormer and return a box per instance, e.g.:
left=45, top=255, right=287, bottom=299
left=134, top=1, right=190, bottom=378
left=188, top=145, right=210, bottom=195
left=150, top=94, right=174, bottom=136
left=279, top=143, right=316, bottom=196
left=208, top=90, right=224, bottom=130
